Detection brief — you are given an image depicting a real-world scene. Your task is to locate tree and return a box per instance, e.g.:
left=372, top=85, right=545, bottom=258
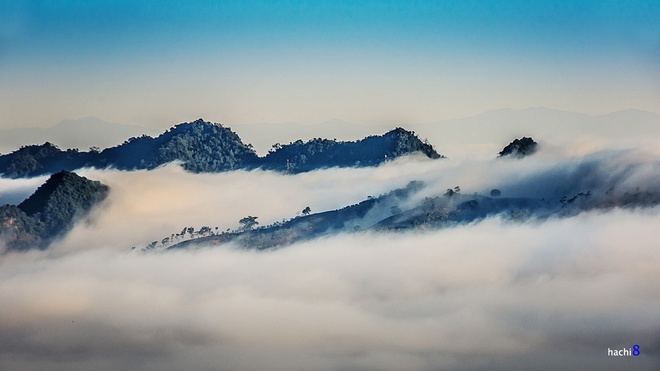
left=199, top=226, right=212, bottom=236
left=302, top=206, right=311, bottom=215
left=239, top=216, right=259, bottom=231
left=444, top=186, right=461, bottom=197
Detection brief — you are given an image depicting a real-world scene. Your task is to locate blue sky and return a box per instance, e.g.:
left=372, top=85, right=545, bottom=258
left=1, top=0, right=658, bottom=128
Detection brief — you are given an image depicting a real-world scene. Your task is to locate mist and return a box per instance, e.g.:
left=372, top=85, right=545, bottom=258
left=1, top=142, right=659, bottom=370
left=0, top=175, right=48, bottom=206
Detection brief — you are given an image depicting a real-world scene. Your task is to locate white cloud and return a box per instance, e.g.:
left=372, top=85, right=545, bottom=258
left=0, top=142, right=659, bottom=370
left=0, top=175, right=49, bottom=205
left=0, top=210, right=658, bottom=370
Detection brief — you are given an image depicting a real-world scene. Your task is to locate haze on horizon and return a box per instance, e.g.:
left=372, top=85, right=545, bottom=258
left=1, top=1, right=659, bottom=129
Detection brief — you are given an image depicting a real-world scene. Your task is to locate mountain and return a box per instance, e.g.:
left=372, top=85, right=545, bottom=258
left=0, top=171, right=109, bottom=251
left=165, top=185, right=660, bottom=251
left=498, top=137, right=537, bottom=158
left=162, top=181, right=549, bottom=251
left=407, top=107, right=660, bottom=157
left=0, top=119, right=443, bottom=178
left=0, top=120, right=260, bottom=177
left=0, top=117, right=156, bottom=154
left=231, top=119, right=391, bottom=156
left=167, top=181, right=425, bottom=251
left=96, top=119, right=260, bottom=172
left=163, top=173, right=660, bottom=251
left=261, top=127, right=442, bottom=173
left=226, top=107, right=660, bottom=158
left=0, top=143, right=95, bottom=179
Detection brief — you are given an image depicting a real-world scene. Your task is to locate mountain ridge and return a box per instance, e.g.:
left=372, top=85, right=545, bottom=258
left=1, top=171, right=109, bottom=250
left=162, top=173, right=660, bottom=251
left=0, top=119, right=443, bottom=178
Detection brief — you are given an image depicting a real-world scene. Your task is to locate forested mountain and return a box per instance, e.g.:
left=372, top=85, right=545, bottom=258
left=0, top=142, right=95, bottom=179
left=164, top=178, right=660, bottom=251
left=96, top=119, right=260, bottom=172
left=167, top=181, right=425, bottom=251
left=262, top=127, right=442, bottom=173
left=498, top=137, right=537, bottom=158
left=0, top=171, right=109, bottom=250
left=0, top=120, right=259, bottom=177
left=0, top=120, right=442, bottom=178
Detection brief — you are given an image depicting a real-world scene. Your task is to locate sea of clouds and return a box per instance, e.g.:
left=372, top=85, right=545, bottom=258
left=0, top=141, right=658, bottom=370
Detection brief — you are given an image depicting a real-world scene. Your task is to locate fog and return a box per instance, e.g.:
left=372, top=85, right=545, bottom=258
left=1, top=143, right=659, bottom=370
left=0, top=175, right=48, bottom=206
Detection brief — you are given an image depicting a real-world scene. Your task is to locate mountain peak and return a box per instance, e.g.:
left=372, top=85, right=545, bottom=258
left=168, top=119, right=224, bottom=133
left=18, top=171, right=109, bottom=219
left=0, top=171, right=110, bottom=250
left=498, top=137, right=537, bottom=158
left=0, top=120, right=445, bottom=178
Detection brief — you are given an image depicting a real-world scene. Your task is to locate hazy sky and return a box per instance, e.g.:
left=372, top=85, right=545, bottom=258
left=1, top=1, right=659, bottom=129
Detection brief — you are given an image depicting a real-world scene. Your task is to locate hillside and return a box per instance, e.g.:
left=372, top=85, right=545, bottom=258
left=167, top=181, right=425, bottom=251
left=0, top=142, right=96, bottom=178
left=163, top=178, right=660, bottom=251
left=261, top=127, right=442, bottom=173
left=498, top=137, right=537, bottom=158
left=97, top=119, right=260, bottom=172
left=0, top=120, right=443, bottom=178
left=0, top=171, right=109, bottom=250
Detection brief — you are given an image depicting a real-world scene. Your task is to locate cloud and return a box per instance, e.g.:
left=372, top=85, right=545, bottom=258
left=0, top=210, right=659, bottom=370
left=0, top=175, right=48, bottom=205
left=0, top=142, right=659, bottom=370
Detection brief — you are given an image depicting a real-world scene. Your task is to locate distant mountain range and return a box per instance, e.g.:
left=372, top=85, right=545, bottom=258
left=0, top=119, right=443, bottom=178
left=2, top=108, right=657, bottom=157
left=0, top=171, right=109, bottom=251
left=0, top=117, right=156, bottom=154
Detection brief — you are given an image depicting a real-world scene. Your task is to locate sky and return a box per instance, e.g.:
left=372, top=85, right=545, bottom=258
left=1, top=2, right=659, bottom=368
left=0, top=1, right=659, bottom=129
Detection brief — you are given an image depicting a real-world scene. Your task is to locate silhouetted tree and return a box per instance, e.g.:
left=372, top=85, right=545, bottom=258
left=199, top=226, right=212, bottom=236
left=239, top=216, right=259, bottom=231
